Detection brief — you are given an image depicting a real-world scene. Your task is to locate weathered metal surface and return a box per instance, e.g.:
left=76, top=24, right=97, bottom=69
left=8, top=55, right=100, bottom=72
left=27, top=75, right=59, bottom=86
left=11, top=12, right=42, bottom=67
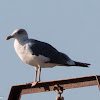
left=96, top=76, right=100, bottom=90
left=8, top=75, right=100, bottom=100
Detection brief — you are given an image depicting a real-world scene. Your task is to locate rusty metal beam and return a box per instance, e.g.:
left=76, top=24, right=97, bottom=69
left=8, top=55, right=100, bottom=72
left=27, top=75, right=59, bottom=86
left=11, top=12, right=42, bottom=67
left=8, top=75, right=100, bottom=100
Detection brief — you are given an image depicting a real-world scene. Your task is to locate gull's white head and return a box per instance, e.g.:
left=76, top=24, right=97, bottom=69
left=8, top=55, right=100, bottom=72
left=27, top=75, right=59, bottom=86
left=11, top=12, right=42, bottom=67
left=6, top=29, right=28, bottom=40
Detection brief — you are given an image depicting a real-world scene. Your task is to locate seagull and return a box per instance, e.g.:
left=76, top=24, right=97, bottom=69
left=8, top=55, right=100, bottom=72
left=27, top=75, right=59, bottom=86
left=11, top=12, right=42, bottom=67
left=6, top=29, right=90, bottom=86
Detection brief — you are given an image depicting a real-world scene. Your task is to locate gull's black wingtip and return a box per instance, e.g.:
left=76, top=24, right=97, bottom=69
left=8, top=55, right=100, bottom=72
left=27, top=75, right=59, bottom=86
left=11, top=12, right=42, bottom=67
left=74, top=61, right=91, bottom=67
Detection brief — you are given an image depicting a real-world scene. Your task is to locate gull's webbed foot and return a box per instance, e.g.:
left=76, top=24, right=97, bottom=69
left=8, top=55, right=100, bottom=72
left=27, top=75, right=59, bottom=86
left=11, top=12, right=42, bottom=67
left=31, top=81, right=38, bottom=87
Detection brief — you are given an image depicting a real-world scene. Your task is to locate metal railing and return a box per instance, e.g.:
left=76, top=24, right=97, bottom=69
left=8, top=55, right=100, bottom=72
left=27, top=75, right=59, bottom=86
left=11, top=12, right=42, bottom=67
left=8, top=75, right=100, bottom=100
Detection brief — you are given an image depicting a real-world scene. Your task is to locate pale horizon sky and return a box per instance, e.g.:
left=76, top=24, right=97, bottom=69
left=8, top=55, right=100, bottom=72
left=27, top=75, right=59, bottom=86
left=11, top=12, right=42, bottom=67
left=0, top=0, right=100, bottom=100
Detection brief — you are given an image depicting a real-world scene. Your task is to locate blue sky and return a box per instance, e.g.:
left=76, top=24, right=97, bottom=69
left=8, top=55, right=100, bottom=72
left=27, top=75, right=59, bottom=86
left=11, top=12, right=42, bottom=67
left=0, top=0, right=100, bottom=100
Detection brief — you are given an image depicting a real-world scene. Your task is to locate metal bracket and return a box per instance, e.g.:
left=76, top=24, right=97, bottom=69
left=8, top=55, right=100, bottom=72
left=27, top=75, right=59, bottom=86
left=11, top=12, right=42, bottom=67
left=53, top=84, right=64, bottom=97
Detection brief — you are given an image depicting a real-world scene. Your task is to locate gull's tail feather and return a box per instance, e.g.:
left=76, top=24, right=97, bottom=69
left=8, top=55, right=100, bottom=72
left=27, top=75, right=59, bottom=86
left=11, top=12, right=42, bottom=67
left=74, top=61, right=90, bottom=67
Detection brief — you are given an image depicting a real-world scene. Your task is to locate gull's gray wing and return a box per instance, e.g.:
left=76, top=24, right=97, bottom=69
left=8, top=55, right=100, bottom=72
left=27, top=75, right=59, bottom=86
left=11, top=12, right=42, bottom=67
left=27, top=39, right=71, bottom=65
